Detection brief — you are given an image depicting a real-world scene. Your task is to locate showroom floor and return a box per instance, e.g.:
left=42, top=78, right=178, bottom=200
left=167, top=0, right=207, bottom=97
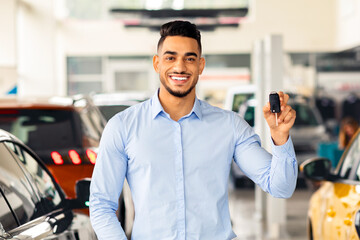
left=229, top=187, right=313, bottom=240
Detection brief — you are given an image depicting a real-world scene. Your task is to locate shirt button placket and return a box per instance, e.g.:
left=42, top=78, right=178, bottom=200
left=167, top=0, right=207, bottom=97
left=174, top=122, right=186, bottom=239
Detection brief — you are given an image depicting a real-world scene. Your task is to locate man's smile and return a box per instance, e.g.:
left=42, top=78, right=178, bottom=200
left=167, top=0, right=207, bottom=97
left=169, top=74, right=191, bottom=83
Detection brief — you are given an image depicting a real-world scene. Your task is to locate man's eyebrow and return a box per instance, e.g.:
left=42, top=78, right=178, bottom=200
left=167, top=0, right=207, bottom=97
left=163, top=51, right=198, bottom=58
left=185, top=52, right=198, bottom=57
left=164, top=51, right=177, bottom=55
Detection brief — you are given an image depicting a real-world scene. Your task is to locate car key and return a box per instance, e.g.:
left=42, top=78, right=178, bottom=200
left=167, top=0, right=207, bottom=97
left=269, top=92, right=281, bottom=126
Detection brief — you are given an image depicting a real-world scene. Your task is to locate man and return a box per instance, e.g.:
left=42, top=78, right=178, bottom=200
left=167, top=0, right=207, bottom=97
left=90, top=20, right=297, bottom=240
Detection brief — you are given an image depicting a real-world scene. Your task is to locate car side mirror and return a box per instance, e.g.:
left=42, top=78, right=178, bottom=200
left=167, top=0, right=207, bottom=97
left=75, top=178, right=91, bottom=207
left=300, top=157, right=332, bottom=181
left=65, top=178, right=91, bottom=209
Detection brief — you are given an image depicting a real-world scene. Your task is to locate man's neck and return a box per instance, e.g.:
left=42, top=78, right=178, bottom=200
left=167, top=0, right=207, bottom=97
left=158, top=88, right=195, bottom=122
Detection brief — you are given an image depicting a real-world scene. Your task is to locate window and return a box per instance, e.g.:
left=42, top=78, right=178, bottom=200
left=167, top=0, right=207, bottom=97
left=67, top=57, right=103, bottom=95
left=79, top=111, right=101, bottom=141
left=4, top=142, right=62, bottom=214
left=0, top=185, right=18, bottom=232
left=291, top=103, right=319, bottom=127
left=0, top=143, right=37, bottom=224
left=0, top=109, right=80, bottom=151
left=339, top=134, right=360, bottom=179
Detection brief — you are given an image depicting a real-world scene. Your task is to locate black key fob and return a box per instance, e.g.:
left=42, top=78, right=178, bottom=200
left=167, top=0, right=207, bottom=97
left=269, top=92, right=280, bottom=113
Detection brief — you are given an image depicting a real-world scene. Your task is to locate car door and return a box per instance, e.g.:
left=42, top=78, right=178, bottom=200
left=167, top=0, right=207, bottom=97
left=327, top=131, right=360, bottom=239
left=4, top=140, right=96, bottom=239
left=0, top=140, right=76, bottom=239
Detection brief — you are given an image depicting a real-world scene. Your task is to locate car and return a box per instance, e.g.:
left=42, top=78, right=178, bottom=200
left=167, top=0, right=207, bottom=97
left=0, top=95, right=106, bottom=201
left=238, top=97, right=329, bottom=152
left=300, top=128, right=360, bottom=240
left=0, top=128, right=96, bottom=239
left=0, top=95, right=133, bottom=237
left=92, top=92, right=150, bottom=121
left=224, top=88, right=329, bottom=187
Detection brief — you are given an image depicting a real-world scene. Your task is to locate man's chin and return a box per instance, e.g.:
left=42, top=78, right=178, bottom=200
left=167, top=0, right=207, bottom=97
left=169, top=90, right=190, bottom=98
left=166, top=86, right=193, bottom=98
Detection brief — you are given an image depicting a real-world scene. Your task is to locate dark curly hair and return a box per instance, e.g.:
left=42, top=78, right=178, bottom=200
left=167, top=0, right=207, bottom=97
left=157, top=20, right=202, bottom=54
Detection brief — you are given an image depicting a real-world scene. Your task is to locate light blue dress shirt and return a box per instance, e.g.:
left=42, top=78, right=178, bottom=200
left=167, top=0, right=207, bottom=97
left=90, top=91, right=298, bottom=240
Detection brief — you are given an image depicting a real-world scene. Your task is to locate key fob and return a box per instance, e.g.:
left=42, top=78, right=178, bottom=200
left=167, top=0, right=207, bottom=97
left=269, top=92, right=280, bottom=113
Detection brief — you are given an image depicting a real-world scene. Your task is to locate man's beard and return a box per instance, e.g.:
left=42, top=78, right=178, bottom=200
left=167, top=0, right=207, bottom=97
left=160, top=75, right=198, bottom=98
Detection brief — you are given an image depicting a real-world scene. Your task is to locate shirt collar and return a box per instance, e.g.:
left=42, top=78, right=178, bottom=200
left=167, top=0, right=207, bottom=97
left=151, top=90, right=164, bottom=119
left=151, top=90, right=202, bottom=120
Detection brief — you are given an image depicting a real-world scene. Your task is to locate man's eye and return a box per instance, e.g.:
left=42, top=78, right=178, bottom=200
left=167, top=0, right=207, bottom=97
left=186, top=58, right=195, bottom=62
left=166, top=57, right=175, bottom=61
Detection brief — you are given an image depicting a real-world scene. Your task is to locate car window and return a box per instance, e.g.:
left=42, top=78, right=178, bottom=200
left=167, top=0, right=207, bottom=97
left=232, top=93, right=254, bottom=112
left=98, top=105, right=130, bottom=121
left=243, top=106, right=255, bottom=127
left=4, top=142, right=62, bottom=213
left=0, top=185, right=19, bottom=232
left=349, top=135, right=360, bottom=180
left=339, top=133, right=360, bottom=179
left=0, top=143, right=37, bottom=225
left=88, top=107, right=105, bottom=133
left=79, top=111, right=101, bottom=140
left=291, top=103, right=319, bottom=126
left=0, top=109, right=79, bottom=151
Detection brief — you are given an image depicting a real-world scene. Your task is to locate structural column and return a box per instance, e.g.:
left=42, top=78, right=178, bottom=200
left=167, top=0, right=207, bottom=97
left=253, top=35, right=288, bottom=239
left=264, top=35, right=287, bottom=239
left=253, top=39, right=267, bottom=223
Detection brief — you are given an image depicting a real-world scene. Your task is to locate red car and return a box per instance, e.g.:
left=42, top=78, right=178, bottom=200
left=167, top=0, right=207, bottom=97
left=0, top=95, right=106, bottom=213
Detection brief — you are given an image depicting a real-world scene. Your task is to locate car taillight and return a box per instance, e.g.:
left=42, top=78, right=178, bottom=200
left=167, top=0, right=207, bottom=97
left=0, top=110, right=19, bottom=114
left=51, top=151, right=64, bottom=165
left=69, top=150, right=81, bottom=165
left=86, top=149, right=97, bottom=164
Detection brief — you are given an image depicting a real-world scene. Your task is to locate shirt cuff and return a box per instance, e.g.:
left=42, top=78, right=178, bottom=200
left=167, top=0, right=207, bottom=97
left=271, top=136, right=296, bottom=160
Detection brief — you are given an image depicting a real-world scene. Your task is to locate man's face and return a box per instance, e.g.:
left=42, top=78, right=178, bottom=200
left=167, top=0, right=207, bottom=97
left=153, top=36, right=205, bottom=98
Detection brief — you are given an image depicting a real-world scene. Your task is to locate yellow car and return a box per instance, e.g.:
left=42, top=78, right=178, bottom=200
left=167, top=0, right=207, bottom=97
left=301, top=129, right=360, bottom=240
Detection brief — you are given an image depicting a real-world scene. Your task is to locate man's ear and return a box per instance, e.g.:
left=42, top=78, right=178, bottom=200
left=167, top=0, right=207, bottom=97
left=153, top=55, right=160, bottom=73
left=199, top=57, right=206, bottom=75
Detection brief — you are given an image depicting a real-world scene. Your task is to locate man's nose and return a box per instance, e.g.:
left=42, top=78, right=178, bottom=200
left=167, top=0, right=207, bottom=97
left=173, top=59, right=186, bottom=73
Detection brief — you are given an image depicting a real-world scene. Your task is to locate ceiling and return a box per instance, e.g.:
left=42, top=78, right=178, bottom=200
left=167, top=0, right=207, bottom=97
left=108, top=0, right=249, bottom=31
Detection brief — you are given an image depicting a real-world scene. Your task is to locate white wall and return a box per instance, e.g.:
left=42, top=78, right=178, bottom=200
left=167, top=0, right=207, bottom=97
left=335, top=0, right=360, bottom=50
left=0, top=0, right=17, bottom=66
left=204, top=0, right=337, bottom=53
left=0, top=0, right=17, bottom=94
left=17, top=0, right=58, bottom=97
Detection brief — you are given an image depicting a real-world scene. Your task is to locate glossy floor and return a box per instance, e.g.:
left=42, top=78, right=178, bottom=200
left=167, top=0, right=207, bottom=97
left=229, top=187, right=313, bottom=240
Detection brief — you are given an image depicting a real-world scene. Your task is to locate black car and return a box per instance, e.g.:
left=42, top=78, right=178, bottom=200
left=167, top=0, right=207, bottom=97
left=0, top=129, right=95, bottom=239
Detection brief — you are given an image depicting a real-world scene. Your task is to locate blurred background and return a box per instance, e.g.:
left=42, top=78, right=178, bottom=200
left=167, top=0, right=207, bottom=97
left=1, top=0, right=360, bottom=239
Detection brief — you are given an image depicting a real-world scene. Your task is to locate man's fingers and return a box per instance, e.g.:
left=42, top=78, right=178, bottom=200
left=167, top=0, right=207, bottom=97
left=278, top=91, right=289, bottom=111
left=278, top=105, right=292, bottom=123
left=282, top=108, right=296, bottom=124
left=263, top=102, right=271, bottom=117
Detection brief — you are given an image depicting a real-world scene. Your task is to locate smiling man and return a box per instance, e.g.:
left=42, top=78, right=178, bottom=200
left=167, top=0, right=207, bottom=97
left=90, top=20, right=298, bottom=240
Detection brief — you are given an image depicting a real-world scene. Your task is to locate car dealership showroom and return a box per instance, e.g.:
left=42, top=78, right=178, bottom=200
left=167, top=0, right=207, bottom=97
left=1, top=0, right=360, bottom=239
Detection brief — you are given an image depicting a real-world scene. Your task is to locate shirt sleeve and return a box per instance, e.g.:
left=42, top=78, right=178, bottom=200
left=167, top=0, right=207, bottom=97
left=232, top=114, right=298, bottom=198
left=89, top=115, right=128, bottom=240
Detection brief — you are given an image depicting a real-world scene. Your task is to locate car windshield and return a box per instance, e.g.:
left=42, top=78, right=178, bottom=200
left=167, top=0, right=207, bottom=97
left=0, top=109, right=79, bottom=151
left=292, top=103, right=319, bottom=127
left=242, top=102, right=319, bottom=127
left=98, top=105, right=130, bottom=121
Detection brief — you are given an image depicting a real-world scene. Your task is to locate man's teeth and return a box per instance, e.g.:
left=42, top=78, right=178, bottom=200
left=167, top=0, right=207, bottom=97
left=171, top=76, right=187, bottom=81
